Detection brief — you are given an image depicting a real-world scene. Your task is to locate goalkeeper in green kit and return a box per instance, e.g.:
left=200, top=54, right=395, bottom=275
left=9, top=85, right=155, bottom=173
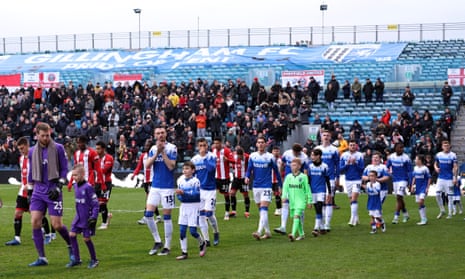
left=282, top=158, right=312, bottom=241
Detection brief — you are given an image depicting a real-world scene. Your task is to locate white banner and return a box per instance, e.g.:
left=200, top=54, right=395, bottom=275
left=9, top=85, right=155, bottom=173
left=23, top=72, right=60, bottom=88
left=281, top=70, right=325, bottom=88
left=448, top=68, right=465, bottom=86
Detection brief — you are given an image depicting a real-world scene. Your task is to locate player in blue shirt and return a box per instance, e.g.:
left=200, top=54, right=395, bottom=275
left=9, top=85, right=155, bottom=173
left=175, top=161, right=207, bottom=260
left=307, top=148, right=331, bottom=236
left=411, top=154, right=431, bottom=225
left=274, top=143, right=308, bottom=235
left=452, top=176, right=463, bottom=216
left=191, top=138, right=220, bottom=246
left=363, top=170, right=386, bottom=234
left=145, top=126, right=177, bottom=256
left=339, top=139, right=365, bottom=226
left=362, top=151, right=391, bottom=205
left=386, top=142, right=413, bottom=224
left=434, top=140, right=458, bottom=219
left=246, top=136, right=282, bottom=240
left=316, top=130, right=340, bottom=232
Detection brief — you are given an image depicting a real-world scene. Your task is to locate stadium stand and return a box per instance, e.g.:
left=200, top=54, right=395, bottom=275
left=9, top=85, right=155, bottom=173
left=0, top=40, right=462, bottom=172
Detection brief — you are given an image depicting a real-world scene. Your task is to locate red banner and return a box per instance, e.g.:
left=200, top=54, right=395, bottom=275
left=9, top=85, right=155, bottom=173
left=113, top=73, right=142, bottom=84
left=0, top=73, right=21, bottom=87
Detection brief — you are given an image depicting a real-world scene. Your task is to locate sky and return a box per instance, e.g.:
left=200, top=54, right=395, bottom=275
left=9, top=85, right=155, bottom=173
left=1, top=0, right=464, bottom=38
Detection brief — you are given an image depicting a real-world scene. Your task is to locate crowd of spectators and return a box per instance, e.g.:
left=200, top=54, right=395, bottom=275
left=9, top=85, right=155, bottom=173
left=0, top=75, right=457, bottom=172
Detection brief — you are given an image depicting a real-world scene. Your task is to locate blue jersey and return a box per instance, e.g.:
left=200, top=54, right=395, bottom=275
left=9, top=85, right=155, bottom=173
left=454, top=178, right=462, bottom=197
left=191, top=152, right=217, bottom=191
left=148, top=142, right=177, bottom=189
left=316, top=145, right=340, bottom=180
left=386, top=153, right=412, bottom=183
left=281, top=150, right=308, bottom=176
left=339, top=151, right=364, bottom=181
left=412, top=165, right=430, bottom=194
left=363, top=164, right=390, bottom=191
left=176, top=175, right=201, bottom=203
left=366, top=181, right=382, bottom=211
left=307, top=162, right=330, bottom=194
left=246, top=151, right=281, bottom=189
left=435, top=151, right=457, bottom=180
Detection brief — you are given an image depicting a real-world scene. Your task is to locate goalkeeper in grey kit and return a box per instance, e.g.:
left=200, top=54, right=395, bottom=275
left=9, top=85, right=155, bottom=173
left=67, top=164, right=100, bottom=268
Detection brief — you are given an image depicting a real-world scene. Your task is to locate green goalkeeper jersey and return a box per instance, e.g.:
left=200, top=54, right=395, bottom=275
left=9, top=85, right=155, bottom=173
left=282, top=172, right=312, bottom=209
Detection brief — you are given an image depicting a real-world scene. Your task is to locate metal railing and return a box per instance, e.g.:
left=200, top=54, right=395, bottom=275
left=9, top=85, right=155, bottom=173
left=2, top=22, right=465, bottom=55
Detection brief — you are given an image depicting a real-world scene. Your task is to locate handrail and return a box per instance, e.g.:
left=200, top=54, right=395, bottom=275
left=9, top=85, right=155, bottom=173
left=2, top=22, right=465, bottom=55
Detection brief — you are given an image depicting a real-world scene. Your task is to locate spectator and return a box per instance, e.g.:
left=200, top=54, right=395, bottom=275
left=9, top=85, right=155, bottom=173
left=441, top=81, right=453, bottom=106
left=362, top=78, right=374, bottom=103
left=324, top=83, right=337, bottom=110
left=351, top=77, right=362, bottom=104
left=402, top=86, right=415, bottom=117
left=250, top=77, right=260, bottom=108
left=308, top=76, right=320, bottom=105
left=369, top=115, right=380, bottom=136
left=65, top=121, right=79, bottom=139
left=374, top=78, right=385, bottom=103
left=342, top=80, right=351, bottom=99
left=440, top=107, right=454, bottom=140
left=103, top=84, right=115, bottom=109
left=195, top=110, right=207, bottom=137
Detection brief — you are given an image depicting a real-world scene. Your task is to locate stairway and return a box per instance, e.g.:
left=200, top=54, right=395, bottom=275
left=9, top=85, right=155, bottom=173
left=451, top=107, right=465, bottom=164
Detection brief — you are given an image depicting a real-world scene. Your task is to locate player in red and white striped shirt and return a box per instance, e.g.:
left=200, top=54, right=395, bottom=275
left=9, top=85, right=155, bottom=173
left=5, top=137, right=53, bottom=246
left=131, top=139, right=160, bottom=225
left=95, top=141, right=114, bottom=230
left=67, top=136, right=98, bottom=191
left=229, top=146, right=251, bottom=218
left=212, top=137, right=234, bottom=220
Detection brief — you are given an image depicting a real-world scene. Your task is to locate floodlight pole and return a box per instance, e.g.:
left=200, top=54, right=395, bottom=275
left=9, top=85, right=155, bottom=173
left=134, top=8, right=142, bottom=50
left=320, top=3, right=328, bottom=45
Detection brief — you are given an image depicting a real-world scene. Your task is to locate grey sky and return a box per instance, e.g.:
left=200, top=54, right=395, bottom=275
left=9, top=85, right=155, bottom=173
left=2, top=0, right=464, bottom=37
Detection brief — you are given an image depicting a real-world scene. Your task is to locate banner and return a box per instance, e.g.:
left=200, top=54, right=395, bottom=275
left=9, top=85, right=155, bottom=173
left=0, top=73, right=21, bottom=87
left=281, top=70, right=325, bottom=87
left=0, top=43, right=407, bottom=74
left=448, top=68, right=465, bottom=86
left=23, top=72, right=60, bottom=88
left=113, top=73, right=143, bottom=85
left=308, top=125, right=320, bottom=141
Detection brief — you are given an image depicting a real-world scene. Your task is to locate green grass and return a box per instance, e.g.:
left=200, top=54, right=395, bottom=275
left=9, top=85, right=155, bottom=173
left=1, top=185, right=465, bottom=279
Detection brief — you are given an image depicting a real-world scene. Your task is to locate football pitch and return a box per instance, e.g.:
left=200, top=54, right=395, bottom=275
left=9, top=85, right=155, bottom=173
left=0, top=185, right=464, bottom=279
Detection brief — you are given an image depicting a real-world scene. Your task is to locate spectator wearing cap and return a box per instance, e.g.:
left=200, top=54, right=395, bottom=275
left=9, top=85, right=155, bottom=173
left=401, top=85, right=415, bottom=117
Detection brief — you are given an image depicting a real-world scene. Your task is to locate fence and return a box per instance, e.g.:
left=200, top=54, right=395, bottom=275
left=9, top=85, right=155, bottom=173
left=2, top=22, right=465, bottom=55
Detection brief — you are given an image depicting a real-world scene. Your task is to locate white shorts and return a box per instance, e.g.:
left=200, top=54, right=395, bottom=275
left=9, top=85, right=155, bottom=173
left=436, top=178, right=454, bottom=194
left=369, top=210, right=382, bottom=218
left=147, top=188, right=175, bottom=209
left=312, top=192, right=326, bottom=203
left=345, top=180, right=361, bottom=197
left=452, top=195, right=462, bottom=202
left=200, top=190, right=217, bottom=211
left=380, top=190, right=388, bottom=204
left=330, top=179, right=336, bottom=194
left=415, top=193, right=426, bottom=203
left=178, top=203, right=200, bottom=227
left=253, top=188, right=273, bottom=204
left=393, top=181, right=408, bottom=196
